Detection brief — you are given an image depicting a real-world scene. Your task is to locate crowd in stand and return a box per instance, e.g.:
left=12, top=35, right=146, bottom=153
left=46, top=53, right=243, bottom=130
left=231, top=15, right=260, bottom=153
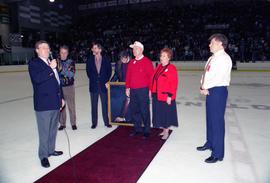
left=48, top=1, right=269, bottom=63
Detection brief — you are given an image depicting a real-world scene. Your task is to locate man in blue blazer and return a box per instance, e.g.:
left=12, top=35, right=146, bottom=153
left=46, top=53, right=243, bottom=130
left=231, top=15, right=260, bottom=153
left=86, top=42, right=112, bottom=128
left=28, top=40, right=65, bottom=168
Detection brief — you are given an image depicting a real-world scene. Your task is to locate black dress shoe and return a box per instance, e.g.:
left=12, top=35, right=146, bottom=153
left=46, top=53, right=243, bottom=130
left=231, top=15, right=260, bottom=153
left=205, top=156, right=223, bottom=163
left=58, top=125, right=66, bottom=131
left=91, top=124, right=97, bottom=129
left=196, top=145, right=211, bottom=151
left=49, top=151, right=63, bottom=156
left=41, top=158, right=50, bottom=168
left=106, top=124, right=112, bottom=128
left=129, top=131, right=140, bottom=137
left=72, top=125, right=77, bottom=130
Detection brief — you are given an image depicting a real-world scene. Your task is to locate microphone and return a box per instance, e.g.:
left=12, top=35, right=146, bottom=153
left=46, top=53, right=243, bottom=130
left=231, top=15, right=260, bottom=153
left=49, top=52, right=54, bottom=61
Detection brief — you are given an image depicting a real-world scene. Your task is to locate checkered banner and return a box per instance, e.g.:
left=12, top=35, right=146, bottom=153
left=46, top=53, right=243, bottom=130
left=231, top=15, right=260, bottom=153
left=9, top=33, right=22, bottom=43
left=9, top=33, right=22, bottom=47
left=44, top=11, right=72, bottom=27
left=19, top=5, right=41, bottom=24
left=19, top=5, right=72, bottom=27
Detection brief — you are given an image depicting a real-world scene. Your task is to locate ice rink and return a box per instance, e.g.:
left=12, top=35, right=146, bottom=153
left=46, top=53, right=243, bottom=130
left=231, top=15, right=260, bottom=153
left=0, top=66, right=269, bottom=183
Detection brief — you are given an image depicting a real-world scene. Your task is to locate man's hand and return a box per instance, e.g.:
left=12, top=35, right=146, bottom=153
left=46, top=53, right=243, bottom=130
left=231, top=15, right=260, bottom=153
left=166, top=97, right=172, bottom=105
left=126, top=88, right=130, bottom=97
left=105, top=82, right=109, bottom=89
left=60, top=99, right=65, bottom=111
left=200, top=89, right=209, bottom=96
left=49, top=59, right=57, bottom=69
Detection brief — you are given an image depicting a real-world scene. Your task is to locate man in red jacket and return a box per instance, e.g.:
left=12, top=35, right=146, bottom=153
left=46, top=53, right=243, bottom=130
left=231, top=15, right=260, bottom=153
left=126, top=41, right=154, bottom=138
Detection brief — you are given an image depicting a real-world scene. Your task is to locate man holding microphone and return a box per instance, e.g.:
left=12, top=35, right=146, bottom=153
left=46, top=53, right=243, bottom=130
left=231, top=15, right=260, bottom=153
left=28, top=40, right=65, bottom=168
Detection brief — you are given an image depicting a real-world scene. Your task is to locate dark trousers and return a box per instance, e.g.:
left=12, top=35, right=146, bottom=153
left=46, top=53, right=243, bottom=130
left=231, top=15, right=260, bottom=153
left=35, top=110, right=59, bottom=160
left=205, top=86, right=228, bottom=159
left=129, top=87, right=150, bottom=134
left=90, top=87, right=109, bottom=126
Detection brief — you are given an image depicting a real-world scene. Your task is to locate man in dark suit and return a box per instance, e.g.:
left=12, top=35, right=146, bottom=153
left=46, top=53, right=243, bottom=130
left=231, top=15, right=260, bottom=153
left=28, top=40, right=65, bottom=168
left=86, top=42, right=112, bottom=129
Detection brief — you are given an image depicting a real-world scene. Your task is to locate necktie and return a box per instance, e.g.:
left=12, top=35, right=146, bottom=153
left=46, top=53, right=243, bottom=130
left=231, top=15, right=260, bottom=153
left=201, top=56, right=213, bottom=89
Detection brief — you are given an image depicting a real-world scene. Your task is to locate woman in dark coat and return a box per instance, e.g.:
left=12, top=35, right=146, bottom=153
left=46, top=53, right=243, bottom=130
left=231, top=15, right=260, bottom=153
left=110, top=51, right=131, bottom=122
left=110, top=50, right=130, bottom=82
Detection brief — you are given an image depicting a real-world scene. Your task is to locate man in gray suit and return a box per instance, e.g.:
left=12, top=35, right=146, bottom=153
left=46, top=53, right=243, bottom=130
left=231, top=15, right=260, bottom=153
left=28, top=40, right=65, bottom=168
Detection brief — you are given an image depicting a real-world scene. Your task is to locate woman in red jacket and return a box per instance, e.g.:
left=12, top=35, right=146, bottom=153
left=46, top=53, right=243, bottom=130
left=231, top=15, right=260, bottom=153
left=150, top=48, right=179, bottom=140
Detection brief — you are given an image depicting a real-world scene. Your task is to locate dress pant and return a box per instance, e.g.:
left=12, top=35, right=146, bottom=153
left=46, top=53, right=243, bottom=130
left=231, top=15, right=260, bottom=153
left=35, top=110, right=59, bottom=159
left=205, top=86, right=228, bottom=159
left=129, top=87, right=150, bottom=134
left=90, top=86, right=109, bottom=126
left=60, top=85, right=76, bottom=126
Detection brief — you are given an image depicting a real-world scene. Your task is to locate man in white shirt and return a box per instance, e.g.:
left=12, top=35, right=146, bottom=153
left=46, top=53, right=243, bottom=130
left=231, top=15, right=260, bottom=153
left=197, top=34, right=232, bottom=163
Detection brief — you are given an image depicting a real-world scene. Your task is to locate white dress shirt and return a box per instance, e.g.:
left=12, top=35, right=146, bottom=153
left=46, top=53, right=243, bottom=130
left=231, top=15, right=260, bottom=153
left=201, top=49, right=232, bottom=89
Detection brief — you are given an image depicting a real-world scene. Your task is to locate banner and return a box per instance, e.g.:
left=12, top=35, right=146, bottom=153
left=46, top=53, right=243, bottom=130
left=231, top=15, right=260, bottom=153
left=19, top=5, right=41, bottom=24
left=0, top=4, right=9, bottom=24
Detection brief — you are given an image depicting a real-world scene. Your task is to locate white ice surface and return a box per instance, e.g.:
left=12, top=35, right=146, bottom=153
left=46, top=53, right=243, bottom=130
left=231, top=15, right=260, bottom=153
left=0, top=70, right=269, bottom=183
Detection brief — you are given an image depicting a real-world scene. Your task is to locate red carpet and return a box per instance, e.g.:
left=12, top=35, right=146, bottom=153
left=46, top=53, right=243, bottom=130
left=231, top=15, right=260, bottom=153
left=35, top=126, right=171, bottom=183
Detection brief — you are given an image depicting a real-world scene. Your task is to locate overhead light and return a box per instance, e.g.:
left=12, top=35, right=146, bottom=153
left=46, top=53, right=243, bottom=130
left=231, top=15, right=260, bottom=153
left=49, top=0, right=55, bottom=2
